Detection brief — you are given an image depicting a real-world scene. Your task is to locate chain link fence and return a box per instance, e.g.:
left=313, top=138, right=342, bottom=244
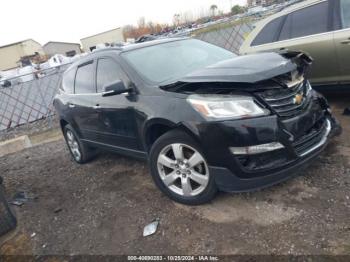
left=194, top=21, right=254, bottom=54
left=0, top=65, right=70, bottom=132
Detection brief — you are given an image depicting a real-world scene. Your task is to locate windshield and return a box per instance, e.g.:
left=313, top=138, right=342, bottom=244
left=121, top=39, right=236, bottom=84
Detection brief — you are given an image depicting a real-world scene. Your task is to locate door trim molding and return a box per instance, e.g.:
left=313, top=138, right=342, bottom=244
left=81, top=139, right=147, bottom=159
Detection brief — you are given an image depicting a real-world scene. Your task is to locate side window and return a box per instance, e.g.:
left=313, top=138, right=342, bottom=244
left=61, top=68, right=76, bottom=94
left=278, top=15, right=292, bottom=41
left=74, top=62, right=95, bottom=94
left=340, top=0, right=350, bottom=28
left=96, top=58, right=122, bottom=93
left=251, top=16, right=285, bottom=46
left=279, top=1, right=329, bottom=41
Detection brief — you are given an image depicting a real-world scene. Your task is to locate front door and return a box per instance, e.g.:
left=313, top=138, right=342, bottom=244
left=333, top=0, right=350, bottom=83
left=93, top=57, right=140, bottom=150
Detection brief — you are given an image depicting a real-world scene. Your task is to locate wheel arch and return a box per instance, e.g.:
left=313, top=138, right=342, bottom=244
left=59, top=118, right=69, bottom=132
left=59, top=118, right=83, bottom=138
left=143, top=118, right=201, bottom=152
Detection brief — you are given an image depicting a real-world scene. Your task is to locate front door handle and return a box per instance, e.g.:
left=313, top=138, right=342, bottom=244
left=341, top=38, right=350, bottom=44
left=93, top=104, right=101, bottom=109
left=68, top=103, right=75, bottom=108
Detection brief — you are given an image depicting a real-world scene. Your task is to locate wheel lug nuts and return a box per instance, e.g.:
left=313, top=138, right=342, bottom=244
left=175, top=164, right=179, bottom=168
left=176, top=170, right=180, bottom=175
left=182, top=174, right=186, bottom=178
left=187, top=170, right=191, bottom=174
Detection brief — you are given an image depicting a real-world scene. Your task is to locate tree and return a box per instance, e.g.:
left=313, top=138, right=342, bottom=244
left=123, top=24, right=136, bottom=39
left=173, top=13, right=180, bottom=26
left=210, top=4, right=218, bottom=16
left=180, top=11, right=194, bottom=24
left=123, top=20, right=167, bottom=40
left=137, top=17, right=146, bottom=28
left=231, top=5, right=244, bottom=15
left=147, top=21, right=155, bottom=34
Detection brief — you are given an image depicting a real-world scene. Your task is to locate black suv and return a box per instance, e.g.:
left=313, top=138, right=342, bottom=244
left=54, top=38, right=341, bottom=205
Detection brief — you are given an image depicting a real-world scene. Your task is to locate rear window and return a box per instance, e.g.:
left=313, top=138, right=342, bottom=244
left=251, top=16, right=285, bottom=46
left=279, top=1, right=329, bottom=40
left=74, top=62, right=95, bottom=94
left=61, top=68, right=75, bottom=94
left=340, top=0, right=350, bottom=28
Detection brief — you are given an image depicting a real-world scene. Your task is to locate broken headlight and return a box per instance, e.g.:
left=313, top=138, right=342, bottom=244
left=187, top=95, right=269, bottom=120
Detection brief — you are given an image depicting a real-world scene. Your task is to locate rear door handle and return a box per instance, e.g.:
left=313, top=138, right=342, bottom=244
left=93, top=104, right=101, bottom=109
left=68, top=103, right=75, bottom=108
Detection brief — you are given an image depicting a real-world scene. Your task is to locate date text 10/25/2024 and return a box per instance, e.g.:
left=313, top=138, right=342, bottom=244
left=127, top=255, right=219, bottom=261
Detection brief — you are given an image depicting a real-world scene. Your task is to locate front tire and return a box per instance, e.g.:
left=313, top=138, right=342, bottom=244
left=149, top=129, right=217, bottom=205
left=63, top=124, right=95, bottom=164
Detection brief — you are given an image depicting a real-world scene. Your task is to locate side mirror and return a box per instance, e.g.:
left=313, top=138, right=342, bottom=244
left=102, top=80, right=132, bottom=97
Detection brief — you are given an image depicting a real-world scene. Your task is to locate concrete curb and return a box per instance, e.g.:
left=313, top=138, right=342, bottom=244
left=0, top=136, right=32, bottom=158
left=0, top=129, right=63, bottom=157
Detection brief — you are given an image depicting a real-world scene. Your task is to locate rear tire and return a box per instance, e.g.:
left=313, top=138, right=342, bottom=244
left=149, top=129, right=217, bottom=205
left=63, top=124, right=95, bottom=164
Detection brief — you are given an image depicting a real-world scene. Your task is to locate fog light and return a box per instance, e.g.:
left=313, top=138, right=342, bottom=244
left=230, top=142, right=284, bottom=155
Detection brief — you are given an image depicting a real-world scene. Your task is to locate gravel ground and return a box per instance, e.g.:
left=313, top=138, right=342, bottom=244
left=0, top=94, right=350, bottom=256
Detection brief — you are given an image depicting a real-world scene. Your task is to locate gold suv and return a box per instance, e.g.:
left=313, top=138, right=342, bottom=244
left=240, top=0, right=350, bottom=85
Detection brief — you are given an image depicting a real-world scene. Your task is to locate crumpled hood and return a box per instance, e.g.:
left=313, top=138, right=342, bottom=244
left=177, top=52, right=297, bottom=83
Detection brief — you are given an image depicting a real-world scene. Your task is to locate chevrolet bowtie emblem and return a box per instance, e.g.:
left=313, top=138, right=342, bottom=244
left=294, top=94, right=303, bottom=105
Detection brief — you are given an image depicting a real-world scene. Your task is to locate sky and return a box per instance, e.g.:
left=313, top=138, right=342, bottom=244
left=0, top=0, right=246, bottom=46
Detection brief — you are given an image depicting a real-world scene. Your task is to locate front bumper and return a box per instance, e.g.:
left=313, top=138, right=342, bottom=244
left=194, top=92, right=341, bottom=192
left=210, top=119, right=339, bottom=192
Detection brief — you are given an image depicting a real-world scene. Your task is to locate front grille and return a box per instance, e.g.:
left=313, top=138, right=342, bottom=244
left=292, top=118, right=330, bottom=156
left=257, top=81, right=311, bottom=118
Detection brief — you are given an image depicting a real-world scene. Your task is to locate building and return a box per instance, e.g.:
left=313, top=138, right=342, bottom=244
left=0, top=39, right=44, bottom=70
left=43, top=41, right=81, bottom=57
left=80, top=27, right=124, bottom=52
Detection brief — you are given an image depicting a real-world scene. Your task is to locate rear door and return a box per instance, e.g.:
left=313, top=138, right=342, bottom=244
left=333, top=0, right=350, bottom=83
left=276, top=0, right=339, bottom=84
left=71, top=60, right=101, bottom=141
left=58, top=67, right=77, bottom=129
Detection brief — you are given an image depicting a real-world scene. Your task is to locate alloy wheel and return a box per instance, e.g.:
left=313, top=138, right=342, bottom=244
left=66, top=130, right=81, bottom=161
left=157, top=143, right=209, bottom=197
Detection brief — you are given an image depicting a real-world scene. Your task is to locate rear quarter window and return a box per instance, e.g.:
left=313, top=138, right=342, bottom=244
left=61, top=68, right=76, bottom=94
left=74, top=62, right=95, bottom=94
left=340, top=0, right=350, bottom=28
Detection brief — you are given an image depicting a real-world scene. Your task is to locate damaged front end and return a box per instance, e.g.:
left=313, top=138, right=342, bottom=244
left=161, top=51, right=341, bottom=191
left=160, top=51, right=313, bottom=94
